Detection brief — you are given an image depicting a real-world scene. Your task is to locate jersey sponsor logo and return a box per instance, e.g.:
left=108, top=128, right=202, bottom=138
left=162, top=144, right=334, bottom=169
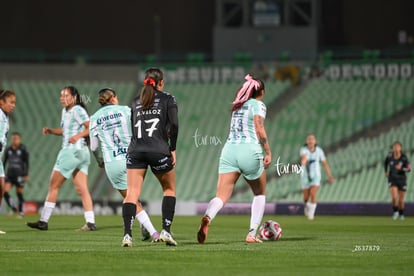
left=113, top=147, right=127, bottom=157
left=97, top=113, right=124, bottom=125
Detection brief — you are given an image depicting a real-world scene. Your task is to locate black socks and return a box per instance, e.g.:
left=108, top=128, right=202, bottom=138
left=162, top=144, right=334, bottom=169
left=162, top=196, right=176, bottom=233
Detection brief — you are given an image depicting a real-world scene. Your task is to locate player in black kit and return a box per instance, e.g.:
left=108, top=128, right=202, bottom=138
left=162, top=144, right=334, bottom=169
left=122, top=68, right=178, bottom=247
left=384, top=141, right=410, bottom=220
left=3, top=132, right=29, bottom=218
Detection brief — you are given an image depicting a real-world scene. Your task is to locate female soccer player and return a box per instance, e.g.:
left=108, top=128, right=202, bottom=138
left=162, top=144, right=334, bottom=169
left=197, top=74, right=272, bottom=244
left=122, top=68, right=178, bottom=247
left=27, top=86, right=96, bottom=231
left=3, top=132, right=30, bottom=218
left=300, top=134, right=334, bottom=220
left=0, top=89, right=17, bottom=234
left=384, top=141, right=410, bottom=220
left=89, top=88, right=159, bottom=241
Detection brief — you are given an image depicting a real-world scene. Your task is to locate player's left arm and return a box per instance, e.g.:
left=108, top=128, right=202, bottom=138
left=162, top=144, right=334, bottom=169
left=69, top=121, right=90, bottom=144
left=254, top=115, right=272, bottom=169
left=322, top=159, right=334, bottom=184
left=403, top=156, right=411, bottom=172
left=167, top=97, right=179, bottom=166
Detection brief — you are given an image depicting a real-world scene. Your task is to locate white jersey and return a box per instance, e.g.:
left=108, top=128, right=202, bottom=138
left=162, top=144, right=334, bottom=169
left=0, top=109, right=9, bottom=154
left=60, top=105, right=89, bottom=149
left=226, top=98, right=266, bottom=144
left=89, top=105, right=131, bottom=163
left=300, top=146, right=326, bottom=180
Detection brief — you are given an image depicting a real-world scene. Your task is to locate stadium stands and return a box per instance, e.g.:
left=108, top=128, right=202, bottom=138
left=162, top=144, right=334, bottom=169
left=2, top=77, right=414, bottom=205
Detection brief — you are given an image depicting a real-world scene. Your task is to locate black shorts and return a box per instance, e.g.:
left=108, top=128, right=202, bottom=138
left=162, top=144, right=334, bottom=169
left=126, top=151, right=173, bottom=174
left=5, top=176, right=25, bottom=188
left=388, top=180, right=407, bottom=192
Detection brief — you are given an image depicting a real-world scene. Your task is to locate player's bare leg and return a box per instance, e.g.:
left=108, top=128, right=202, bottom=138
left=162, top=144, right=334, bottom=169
left=398, top=190, right=406, bottom=220
left=27, top=170, right=66, bottom=230
left=245, top=171, right=266, bottom=242
left=198, top=172, right=239, bottom=244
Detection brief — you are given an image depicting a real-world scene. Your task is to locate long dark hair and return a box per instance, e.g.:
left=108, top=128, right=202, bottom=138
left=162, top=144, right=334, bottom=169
left=231, top=75, right=265, bottom=112
left=63, top=86, right=88, bottom=113
left=63, top=86, right=89, bottom=145
left=140, top=68, right=163, bottom=110
left=0, top=89, right=16, bottom=101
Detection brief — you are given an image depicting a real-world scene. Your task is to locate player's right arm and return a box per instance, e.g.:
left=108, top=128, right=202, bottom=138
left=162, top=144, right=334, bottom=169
left=43, top=127, right=63, bottom=136
left=384, top=155, right=389, bottom=178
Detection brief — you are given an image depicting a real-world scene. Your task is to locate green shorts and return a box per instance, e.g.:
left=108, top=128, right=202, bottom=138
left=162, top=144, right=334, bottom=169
left=104, top=159, right=127, bottom=191
left=300, top=174, right=321, bottom=189
left=219, top=143, right=264, bottom=180
left=53, top=147, right=90, bottom=179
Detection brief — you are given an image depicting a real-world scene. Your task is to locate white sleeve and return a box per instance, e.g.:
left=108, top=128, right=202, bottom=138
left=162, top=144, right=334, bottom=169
left=319, top=147, right=326, bottom=161
left=89, top=135, right=99, bottom=152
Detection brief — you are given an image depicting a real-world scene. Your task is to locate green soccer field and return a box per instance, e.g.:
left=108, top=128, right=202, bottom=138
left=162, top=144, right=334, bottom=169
left=1, top=215, right=413, bottom=275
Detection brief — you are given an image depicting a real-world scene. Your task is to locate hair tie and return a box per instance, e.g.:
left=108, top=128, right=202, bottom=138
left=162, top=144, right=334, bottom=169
left=143, top=77, right=156, bottom=86
left=232, top=74, right=260, bottom=105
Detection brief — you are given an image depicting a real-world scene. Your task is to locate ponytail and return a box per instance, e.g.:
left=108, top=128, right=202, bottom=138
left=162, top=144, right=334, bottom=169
left=231, top=74, right=264, bottom=112
left=140, top=68, right=163, bottom=110
left=98, top=88, right=116, bottom=106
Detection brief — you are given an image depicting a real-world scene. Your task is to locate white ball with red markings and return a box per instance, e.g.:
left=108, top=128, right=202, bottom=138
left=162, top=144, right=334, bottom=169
left=259, top=220, right=282, bottom=241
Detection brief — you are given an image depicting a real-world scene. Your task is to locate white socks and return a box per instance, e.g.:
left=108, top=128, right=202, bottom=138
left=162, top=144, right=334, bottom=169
left=249, top=195, right=266, bottom=236
left=39, top=201, right=95, bottom=224
left=136, top=210, right=157, bottom=235
left=306, top=202, right=317, bottom=220
left=205, top=197, right=224, bottom=221
left=84, top=211, right=95, bottom=224
left=40, top=201, right=56, bottom=222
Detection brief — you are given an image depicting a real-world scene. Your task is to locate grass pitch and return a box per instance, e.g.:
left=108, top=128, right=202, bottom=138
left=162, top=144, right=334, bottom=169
left=1, top=214, right=413, bottom=275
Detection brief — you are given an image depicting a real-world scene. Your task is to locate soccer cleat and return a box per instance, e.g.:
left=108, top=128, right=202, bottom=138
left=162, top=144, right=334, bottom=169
left=392, top=212, right=399, bottom=220
left=151, top=232, right=161, bottom=243
left=245, top=235, right=263, bottom=243
left=400, top=215, right=405, bottom=221
left=140, top=224, right=151, bottom=241
left=197, top=215, right=210, bottom=244
left=79, top=222, right=97, bottom=231
left=122, top=234, right=133, bottom=247
left=27, top=220, right=48, bottom=230
left=160, top=229, right=177, bottom=246
left=0, top=230, right=6, bottom=234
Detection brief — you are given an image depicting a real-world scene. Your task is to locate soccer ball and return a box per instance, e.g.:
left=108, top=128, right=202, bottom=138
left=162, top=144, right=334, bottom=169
left=259, top=220, right=282, bottom=241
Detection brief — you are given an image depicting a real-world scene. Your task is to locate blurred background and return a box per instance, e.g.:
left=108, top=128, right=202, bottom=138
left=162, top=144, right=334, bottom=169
left=1, top=0, right=413, bottom=215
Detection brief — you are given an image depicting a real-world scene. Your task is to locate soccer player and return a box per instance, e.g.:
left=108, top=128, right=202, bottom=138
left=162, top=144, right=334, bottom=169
left=122, top=68, right=178, bottom=247
left=89, top=87, right=159, bottom=241
left=0, top=89, right=17, bottom=234
left=384, top=141, right=410, bottom=220
left=197, top=74, right=272, bottom=244
left=300, top=134, right=334, bottom=220
left=27, top=86, right=96, bottom=231
left=3, top=132, right=29, bottom=218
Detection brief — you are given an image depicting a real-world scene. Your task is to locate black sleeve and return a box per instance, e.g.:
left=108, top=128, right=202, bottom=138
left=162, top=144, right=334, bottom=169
left=384, top=155, right=389, bottom=173
left=167, top=96, right=178, bottom=151
left=22, top=145, right=29, bottom=176
left=403, top=155, right=411, bottom=173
